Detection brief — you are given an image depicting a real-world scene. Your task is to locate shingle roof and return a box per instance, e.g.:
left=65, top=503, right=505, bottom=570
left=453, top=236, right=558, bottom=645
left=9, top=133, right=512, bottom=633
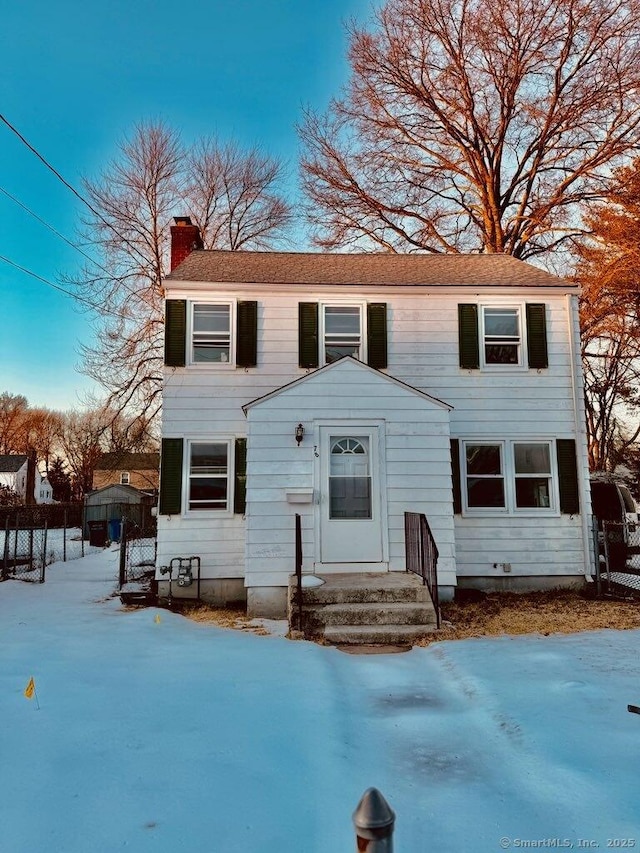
left=167, top=250, right=575, bottom=289
left=0, top=455, right=28, bottom=473
left=94, top=452, right=159, bottom=471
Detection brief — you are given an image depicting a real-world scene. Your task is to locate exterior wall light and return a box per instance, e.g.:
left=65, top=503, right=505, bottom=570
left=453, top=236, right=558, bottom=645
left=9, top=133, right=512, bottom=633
left=295, top=423, right=304, bottom=445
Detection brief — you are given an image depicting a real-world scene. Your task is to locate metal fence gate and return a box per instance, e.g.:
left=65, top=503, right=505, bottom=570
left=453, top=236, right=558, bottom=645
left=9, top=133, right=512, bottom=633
left=1, top=521, right=47, bottom=583
left=118, top=518, right=157, bottom=600
left=598, top=521, right=640, bottom=595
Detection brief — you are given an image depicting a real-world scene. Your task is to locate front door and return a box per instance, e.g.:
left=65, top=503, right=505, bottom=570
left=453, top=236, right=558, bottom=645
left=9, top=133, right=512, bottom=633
left=319, top=427, right=383, bottom=565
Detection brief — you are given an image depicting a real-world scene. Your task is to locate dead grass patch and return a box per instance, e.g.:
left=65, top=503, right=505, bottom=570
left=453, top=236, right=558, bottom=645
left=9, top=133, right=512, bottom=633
left=154, top=590, right=640, bottom=646
left=173, top=603, right=271, bottom=634
left=416, top=589, right=640, bottom=646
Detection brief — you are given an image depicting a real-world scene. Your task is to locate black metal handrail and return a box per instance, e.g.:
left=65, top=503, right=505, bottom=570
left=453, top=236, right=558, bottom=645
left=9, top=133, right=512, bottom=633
left=294, top=513, right=303, bottom=631
left=404, top=511, right=440, bottom=628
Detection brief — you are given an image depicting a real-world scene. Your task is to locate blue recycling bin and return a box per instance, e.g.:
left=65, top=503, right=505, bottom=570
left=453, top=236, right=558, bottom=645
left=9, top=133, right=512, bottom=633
left=108, top=518, right=121, bottom=543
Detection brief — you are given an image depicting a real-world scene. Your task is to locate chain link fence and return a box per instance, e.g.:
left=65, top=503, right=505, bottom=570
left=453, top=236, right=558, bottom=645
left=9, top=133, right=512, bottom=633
left=118, top=517, right=157, bottom=604
left=1, top=521, right=47, bottom=583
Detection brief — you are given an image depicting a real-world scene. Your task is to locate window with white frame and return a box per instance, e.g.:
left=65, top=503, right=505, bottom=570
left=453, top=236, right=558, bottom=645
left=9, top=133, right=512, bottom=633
left=513, top=442, right=552, bottom=508
left=463, top=440, right=555, bottom=512
left=322, top=304, right=363, bottom=364
left=192, top=303, right=232, bottom=364
left=187, top=441, right=229, bottom=511
left=120, top=472, right=130, bottom=485
left=481, top=306, right=522, bottom=366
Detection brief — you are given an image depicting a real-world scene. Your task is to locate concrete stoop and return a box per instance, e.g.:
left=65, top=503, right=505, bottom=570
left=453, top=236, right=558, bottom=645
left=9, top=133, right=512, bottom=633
left=288, top=572, right=438, bottom=646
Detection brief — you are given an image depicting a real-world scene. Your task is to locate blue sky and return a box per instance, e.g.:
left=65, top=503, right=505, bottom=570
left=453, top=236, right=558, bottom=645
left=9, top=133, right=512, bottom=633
left=0, top=0, right=372, bottom=411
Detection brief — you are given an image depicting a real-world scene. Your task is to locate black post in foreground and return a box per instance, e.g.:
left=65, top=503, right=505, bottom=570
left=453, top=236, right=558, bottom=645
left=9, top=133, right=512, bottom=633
left=353, top=788, right=395, bottom=852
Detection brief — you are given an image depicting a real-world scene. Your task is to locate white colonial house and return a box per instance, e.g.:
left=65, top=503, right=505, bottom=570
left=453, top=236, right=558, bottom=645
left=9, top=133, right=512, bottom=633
left=157, top=218, right=593, bottom=617
left=0, top=455, right=55, bottom=505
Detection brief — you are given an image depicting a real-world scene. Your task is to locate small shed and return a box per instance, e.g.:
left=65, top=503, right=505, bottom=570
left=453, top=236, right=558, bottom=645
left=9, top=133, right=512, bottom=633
left=84, top=484, right=155, bottom=538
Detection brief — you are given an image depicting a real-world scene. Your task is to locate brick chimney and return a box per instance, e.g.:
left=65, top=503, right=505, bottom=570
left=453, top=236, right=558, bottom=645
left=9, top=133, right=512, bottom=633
left=170, top=216, right=203, bottom=271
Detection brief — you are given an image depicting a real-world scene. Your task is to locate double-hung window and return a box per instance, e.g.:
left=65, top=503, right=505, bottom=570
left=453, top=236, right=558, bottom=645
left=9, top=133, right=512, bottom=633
left=462, top=440, right=555, bottom=513
left=322, top=305, right=363, bottom=364
left=192, top=303, right=232, bottom=364
left=120, top=472, right=130, bottom=485
left=481, top=306, right=522, bottom=366
left=513, top=442, right=552, bottom=509
left=188, top=441, right=229, bottom=511
left=459, top=302, right=548, bottom=370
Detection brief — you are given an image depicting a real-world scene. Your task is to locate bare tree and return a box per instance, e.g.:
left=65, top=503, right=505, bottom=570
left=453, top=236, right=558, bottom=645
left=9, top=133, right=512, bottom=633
left=300, top=0, right=640, bottom=257
left=576, top=160, right=640, bottom=471
left=71, top=122, right=293, bottom=422
left=0, top=393, right=28, bottom=454
left=57, top=409, right=106, bottom=498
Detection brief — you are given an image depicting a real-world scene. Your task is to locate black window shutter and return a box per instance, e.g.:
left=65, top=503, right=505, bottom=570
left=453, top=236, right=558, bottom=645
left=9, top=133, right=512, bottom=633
left=367, top=303, right=388, bottom=369
left=159, top=438, right=184, bottom=515
left=557, top=439, right=580, bottom=514
left=236, top=301, right=258, bottom=367
left=298, top=302, right=319, bottom=368
left=450, top=439, right=462, bottom=514
left=234, top=438, right=247, bottom=514
left=458, top=304, right=479, bottom=369
left=164, top=300, right=186, bottom=367
left=526, top=303, right=548, bottom=369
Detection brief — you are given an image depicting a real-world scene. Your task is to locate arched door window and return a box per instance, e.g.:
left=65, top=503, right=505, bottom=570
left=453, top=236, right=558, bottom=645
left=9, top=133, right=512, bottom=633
left=329, top=436, right=371, bottom=519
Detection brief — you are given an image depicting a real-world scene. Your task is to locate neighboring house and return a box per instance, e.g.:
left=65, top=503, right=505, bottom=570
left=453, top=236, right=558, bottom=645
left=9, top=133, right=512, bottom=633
left=38, top=476, right=54, bottom=504
left=157, top=217, right=593, bottom=617
left=0, top=454, right=55, bottom=505
left=92, top=453, right=159, bottom=492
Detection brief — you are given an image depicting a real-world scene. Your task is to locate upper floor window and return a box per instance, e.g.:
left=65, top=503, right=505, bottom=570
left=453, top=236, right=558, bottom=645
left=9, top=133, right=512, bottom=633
left=120, top=472, right=130, bottom=485
left=192, top=303, right=232, bottom=364
left=299, top=302, right=387, bottom=369
left=164, top=300, right=257, bottom=369
left=481, top=307, right=522, bottom=366
left=458, top=303, right=548, bottom=370
left=323, top=305, right=363, bottom=364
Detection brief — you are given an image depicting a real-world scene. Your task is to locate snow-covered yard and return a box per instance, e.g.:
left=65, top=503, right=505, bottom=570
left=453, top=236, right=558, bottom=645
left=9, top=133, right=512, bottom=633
left=2, top=549, right=640, bottom=853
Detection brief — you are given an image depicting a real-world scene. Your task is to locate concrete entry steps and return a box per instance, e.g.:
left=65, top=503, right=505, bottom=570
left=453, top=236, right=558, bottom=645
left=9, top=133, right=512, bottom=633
left=288, top=572, right=439, bottom=646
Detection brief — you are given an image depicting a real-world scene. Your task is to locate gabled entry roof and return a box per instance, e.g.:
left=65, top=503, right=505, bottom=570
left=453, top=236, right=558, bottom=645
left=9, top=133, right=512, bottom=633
left=242, top=356, right=453, bottom=413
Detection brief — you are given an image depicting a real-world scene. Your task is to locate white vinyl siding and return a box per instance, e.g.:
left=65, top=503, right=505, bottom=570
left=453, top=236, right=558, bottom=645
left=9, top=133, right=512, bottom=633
left=159, top=285, right=589, bottom=585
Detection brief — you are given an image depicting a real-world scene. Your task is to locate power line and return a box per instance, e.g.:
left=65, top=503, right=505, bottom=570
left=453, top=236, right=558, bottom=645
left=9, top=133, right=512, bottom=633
left=0, top=186, right=112, bottom=278
left=0, top=112, right=156, bottom=271
left=0, top=254, right=131, bottom=320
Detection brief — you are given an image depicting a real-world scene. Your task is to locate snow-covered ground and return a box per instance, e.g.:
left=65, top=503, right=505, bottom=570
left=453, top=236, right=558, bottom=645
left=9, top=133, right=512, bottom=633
left=2, top=549, right=640, bottom=853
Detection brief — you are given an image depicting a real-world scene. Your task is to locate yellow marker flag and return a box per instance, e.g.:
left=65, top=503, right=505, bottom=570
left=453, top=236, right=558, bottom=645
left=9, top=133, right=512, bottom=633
left=154, top=614, right=161, bottom=624
left=24, top=677, right=35, bottom=699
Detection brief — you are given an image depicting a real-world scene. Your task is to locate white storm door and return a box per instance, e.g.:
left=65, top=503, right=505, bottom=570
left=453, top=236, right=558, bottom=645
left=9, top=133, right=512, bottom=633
left=319, top=428, right=383, bottom=563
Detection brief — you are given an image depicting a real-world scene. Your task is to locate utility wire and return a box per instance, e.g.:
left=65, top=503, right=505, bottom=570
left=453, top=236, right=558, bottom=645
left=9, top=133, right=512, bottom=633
left=0, top=254, right=131, bottom=321
left=0, top=186, right=113, bottom=278
left=0, top=112, right=156, bottom=270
